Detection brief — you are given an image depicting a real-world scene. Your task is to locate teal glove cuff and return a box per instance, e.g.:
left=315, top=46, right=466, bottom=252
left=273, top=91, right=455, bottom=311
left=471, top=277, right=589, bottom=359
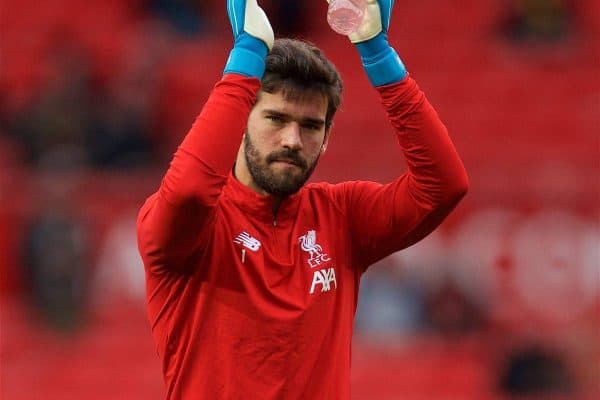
left=224, top=33, right=269, bottom=78
left=355, top=33, right=407, bottom=87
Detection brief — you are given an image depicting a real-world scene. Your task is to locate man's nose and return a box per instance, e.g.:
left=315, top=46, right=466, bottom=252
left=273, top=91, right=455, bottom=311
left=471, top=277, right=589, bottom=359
left=280, top=122, right=303, bottom=150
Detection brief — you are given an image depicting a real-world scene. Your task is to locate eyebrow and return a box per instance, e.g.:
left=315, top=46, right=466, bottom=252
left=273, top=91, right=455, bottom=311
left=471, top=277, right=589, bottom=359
left=262, top=109, right=325, bottom=126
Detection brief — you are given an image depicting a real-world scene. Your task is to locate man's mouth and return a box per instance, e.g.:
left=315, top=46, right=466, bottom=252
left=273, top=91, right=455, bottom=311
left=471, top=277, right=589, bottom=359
left=267, top=151, right=307, bottom=169
left=274, top=158, right=298, bottom=165
left=271, top=159, right=302, bottom=168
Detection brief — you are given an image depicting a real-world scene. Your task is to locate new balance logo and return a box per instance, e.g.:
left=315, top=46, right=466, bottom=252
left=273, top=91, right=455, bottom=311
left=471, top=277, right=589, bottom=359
left=233, top=232, right=261, bottom=252
left=299, top=230, right=331, bottom=268
left=310, top=267, right=337, bottom=294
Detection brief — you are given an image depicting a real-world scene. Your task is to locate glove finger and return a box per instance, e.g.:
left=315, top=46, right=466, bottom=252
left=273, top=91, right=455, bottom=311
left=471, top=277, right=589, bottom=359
left=227, top=0, right=246, bottom=37
left=375, top=0, right=394, bottom=31
left=244, top=0, right=274, bottom=49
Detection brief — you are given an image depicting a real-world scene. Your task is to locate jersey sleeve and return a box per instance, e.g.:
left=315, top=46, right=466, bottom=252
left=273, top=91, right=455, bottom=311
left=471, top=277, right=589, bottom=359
left=336, top=76, right=468, bottom=270
left=137, top=74, right=260, bottom=274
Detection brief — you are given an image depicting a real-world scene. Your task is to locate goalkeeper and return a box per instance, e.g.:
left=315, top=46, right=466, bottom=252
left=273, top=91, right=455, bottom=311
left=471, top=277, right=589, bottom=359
left=137, top=1, right=468, bottom=398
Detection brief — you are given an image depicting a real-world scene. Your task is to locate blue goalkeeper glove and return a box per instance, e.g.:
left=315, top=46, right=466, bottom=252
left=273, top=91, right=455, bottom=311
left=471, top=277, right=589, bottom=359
left=224, top=0, right=274, bottom=79
left=329, top=0, right=407, bottom=87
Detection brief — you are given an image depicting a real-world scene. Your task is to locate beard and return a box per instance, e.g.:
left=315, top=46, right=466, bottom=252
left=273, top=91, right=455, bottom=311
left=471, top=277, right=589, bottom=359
left=244, top=133, right=320, bottom=197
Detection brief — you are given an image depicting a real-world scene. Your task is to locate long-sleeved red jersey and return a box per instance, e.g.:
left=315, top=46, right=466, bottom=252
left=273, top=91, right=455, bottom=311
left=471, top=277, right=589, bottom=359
left=137, top=74, right=468, bottom=399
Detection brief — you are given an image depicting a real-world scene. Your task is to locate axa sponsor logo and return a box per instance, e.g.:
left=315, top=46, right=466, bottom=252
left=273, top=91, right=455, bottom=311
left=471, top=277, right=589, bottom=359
left=310, top=268, right=337, bottom=294
left=298, top=230, right=331, bottom=268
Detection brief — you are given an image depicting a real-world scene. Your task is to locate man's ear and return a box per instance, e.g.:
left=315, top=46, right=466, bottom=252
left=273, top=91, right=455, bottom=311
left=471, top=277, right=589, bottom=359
left=321, top=127, right=332, bottom=153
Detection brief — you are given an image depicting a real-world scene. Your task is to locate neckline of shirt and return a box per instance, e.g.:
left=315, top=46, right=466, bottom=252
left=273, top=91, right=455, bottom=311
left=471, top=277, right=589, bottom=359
left=223, top=172, right=302, bottom=225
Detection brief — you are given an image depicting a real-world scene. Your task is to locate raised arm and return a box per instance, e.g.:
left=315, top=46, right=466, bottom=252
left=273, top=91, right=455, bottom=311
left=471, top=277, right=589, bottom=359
left=328, top=0, right=468, bottom=268
left=137, top=1, right=274, bottom=273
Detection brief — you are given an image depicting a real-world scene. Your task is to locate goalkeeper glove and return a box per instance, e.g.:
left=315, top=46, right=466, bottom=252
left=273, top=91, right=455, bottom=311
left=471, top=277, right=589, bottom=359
left=329, top=0, right=407, bottom=86
left=224, top=0, right=274, bottom=79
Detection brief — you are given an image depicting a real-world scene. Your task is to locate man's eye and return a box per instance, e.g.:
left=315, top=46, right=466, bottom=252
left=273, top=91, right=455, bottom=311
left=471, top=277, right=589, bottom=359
left=267, top=115, right=283, bottom=123
left=302, top=123, right=322, bottom=131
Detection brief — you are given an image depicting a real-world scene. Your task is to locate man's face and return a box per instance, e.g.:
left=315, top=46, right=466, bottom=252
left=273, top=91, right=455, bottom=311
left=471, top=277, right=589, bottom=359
left=241, top=90, right=329, bottom=197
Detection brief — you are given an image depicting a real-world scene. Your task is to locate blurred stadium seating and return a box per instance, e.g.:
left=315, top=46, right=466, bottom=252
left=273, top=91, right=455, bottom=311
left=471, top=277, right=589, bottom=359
left=1, top=1, right=598, bottom=399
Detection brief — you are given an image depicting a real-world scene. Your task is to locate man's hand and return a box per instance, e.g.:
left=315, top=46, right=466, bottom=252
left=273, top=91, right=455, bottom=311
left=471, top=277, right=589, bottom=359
left=328, top=0, right=406, bottom=87
left=224, top=0, right=274, bottom=79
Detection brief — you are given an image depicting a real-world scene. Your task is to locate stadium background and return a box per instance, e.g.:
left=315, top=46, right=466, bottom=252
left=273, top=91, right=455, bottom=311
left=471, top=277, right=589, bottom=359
left=0, top=0, right=598, bottom=398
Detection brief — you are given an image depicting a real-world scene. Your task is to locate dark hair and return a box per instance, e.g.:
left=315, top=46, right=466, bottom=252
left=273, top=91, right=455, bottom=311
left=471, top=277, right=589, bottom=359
left=262, top=38, right=343, bottom=130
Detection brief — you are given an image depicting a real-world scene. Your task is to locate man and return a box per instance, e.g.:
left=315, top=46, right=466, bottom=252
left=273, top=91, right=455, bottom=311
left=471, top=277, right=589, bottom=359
left=137, top=0, right=468, bottom=398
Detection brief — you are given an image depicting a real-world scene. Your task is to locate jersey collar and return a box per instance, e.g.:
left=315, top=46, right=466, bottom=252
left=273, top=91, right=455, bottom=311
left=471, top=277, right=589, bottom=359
left=223, top=171, right=302, bottom=225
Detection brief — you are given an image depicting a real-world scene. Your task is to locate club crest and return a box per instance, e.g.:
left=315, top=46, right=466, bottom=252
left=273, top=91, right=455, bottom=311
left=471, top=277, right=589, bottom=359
left=298, top=230, right=331, bottom=268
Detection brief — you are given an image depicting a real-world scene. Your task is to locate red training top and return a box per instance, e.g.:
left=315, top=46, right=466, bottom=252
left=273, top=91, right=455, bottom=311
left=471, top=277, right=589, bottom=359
left=137, top=74, right=468, bottom=399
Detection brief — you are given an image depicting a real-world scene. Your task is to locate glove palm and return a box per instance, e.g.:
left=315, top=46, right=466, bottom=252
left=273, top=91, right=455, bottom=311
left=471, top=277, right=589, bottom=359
left=348, top=0, right=394, bottom=43
left=327, top=0, right=406, bottom=86
left=227, top=0, right=274, bottom=49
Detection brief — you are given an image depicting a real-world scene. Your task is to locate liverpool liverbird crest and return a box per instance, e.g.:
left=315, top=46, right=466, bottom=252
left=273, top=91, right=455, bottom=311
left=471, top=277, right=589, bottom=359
left=299, top=230, right=331, bottom=268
